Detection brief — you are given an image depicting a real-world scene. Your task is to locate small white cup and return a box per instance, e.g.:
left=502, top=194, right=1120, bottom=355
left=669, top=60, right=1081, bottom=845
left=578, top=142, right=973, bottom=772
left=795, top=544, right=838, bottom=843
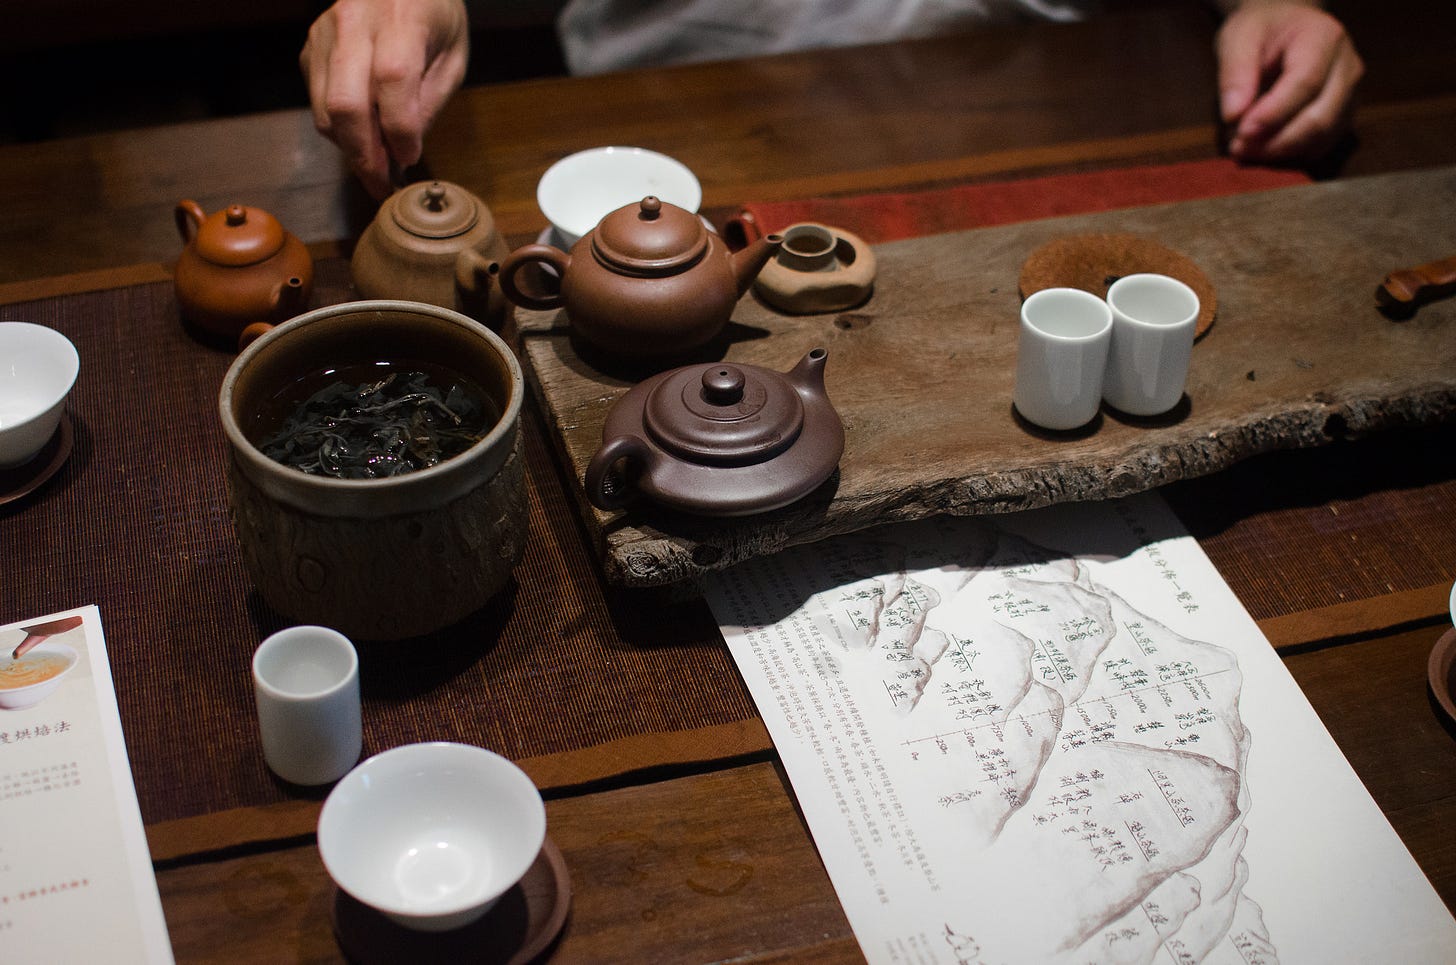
left=252, top=625, right=362, bottom=786
left=1014, top=287, right=1114, bottom=431
left=1102, top=273, right=1200, bottom=416
left=536, top=146, right=701, bottom=248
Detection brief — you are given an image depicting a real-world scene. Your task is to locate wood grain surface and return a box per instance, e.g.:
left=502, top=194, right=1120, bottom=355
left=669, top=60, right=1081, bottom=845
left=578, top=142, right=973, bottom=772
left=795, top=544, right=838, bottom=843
left=523, top=167, right=1456, bottom=585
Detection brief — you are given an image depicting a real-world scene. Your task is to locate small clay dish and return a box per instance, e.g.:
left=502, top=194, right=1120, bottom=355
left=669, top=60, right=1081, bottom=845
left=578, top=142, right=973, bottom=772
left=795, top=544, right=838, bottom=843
left=1429, top=627, right=1456, bottom=727
left=1019, top=233, right=1217, bottom=339
left=754, top=223, right=876, bottom=314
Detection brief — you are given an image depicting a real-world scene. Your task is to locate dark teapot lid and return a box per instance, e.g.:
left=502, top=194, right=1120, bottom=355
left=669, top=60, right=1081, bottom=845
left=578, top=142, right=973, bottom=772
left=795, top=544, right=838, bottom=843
left=195, top=204, right=285, bottom=267
left=592, top=196, right=709, bottom=276
left=390, top=181, right=480, bottom=239
left=644, top=362, right=803, bottom=465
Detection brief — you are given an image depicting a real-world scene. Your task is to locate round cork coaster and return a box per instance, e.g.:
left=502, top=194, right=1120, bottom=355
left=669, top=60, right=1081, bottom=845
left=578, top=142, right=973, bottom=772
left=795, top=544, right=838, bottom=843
left=1018, top=233, right=1216, bottom=339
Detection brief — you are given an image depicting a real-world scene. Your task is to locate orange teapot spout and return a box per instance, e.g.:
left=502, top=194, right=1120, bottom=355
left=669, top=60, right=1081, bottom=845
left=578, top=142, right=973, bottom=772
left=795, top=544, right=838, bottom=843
left=271, top=275, right=308, bottom=316
left=730, top=232, right=783, bottom=298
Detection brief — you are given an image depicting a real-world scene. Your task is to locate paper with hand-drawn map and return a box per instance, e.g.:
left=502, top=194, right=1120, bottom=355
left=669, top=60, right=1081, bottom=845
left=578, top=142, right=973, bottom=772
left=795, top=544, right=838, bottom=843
left=707, top=492, right=1456, bottom=964
left=0, top=606, right=173, bottom=964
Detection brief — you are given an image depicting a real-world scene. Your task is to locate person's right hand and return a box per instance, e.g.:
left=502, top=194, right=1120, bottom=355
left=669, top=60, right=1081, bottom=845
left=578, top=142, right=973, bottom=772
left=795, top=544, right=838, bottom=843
left=301, top=0, right=470, bottom=199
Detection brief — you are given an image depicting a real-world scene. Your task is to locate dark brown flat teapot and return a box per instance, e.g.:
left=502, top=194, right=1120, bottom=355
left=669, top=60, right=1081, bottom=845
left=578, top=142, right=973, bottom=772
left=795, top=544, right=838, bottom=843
left=174, top=201, right=313, bottom=349
left=498, top=196, right=782, bottom=362
left=584, top=348, right=844, bottom=516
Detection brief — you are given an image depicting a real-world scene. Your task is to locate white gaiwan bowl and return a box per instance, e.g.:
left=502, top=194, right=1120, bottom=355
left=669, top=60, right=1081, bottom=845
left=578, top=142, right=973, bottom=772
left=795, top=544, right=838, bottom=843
left=318, top=742, right=546, bottom=932
left=0, top=643, right=80, bottom=710
left=0, top=323, right=79, bottom=469
left=537, top=146, right=701, bottom=248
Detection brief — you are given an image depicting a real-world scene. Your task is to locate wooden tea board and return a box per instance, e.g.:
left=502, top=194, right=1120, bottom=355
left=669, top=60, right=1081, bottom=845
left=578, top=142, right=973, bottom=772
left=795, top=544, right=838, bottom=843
left=517, top=166, right=1456, bottom=587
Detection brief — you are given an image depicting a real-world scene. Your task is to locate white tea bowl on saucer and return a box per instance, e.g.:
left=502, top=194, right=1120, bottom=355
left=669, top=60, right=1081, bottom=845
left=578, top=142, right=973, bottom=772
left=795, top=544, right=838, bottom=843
left=317, top=742, right=546, bottom=933
left=0, top=322, right=79, bottom=468
left=537, top=146, right=701, bottom=248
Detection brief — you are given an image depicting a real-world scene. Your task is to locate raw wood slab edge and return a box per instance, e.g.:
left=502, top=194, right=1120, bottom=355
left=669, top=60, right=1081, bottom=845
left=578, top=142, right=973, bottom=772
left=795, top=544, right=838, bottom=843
left=521, top=167, right=1456, bottom=587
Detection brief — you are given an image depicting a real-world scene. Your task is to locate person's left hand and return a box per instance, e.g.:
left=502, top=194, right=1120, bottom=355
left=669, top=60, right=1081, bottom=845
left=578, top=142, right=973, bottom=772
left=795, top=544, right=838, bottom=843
left=1215, top=1, right=1364, bottom=163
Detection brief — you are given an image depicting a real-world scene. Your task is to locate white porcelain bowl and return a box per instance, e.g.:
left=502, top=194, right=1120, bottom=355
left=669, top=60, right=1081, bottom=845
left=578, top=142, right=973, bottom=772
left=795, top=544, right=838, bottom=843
left=0, top=643, right=80, bottom=710
left=0, top=322, right=79, bottom=468
left=537, top=146, right=701, bottom=247
left=317, top=742, right=546, bottom=932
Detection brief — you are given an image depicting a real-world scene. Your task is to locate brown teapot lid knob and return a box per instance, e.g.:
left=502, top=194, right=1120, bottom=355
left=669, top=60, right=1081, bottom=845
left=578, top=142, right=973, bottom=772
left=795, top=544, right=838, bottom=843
left=225, top=204, right=247, bottom=226
left=701, top=366, right=745, bottom=406
left=640, top=196, right=662, bottom=218
left=424, top=182, right=447, bottom=210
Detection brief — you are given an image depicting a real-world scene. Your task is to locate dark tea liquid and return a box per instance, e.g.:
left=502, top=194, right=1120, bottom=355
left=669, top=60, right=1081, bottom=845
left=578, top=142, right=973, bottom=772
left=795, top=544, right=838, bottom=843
left=253, top=359, right=500, bottom=479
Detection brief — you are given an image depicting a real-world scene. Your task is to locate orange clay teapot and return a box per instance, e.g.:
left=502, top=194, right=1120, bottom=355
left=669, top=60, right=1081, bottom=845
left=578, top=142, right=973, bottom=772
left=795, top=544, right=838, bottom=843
left=498, top=196, right=782, bottom=362
left=173, top=201, right=312, bottom=350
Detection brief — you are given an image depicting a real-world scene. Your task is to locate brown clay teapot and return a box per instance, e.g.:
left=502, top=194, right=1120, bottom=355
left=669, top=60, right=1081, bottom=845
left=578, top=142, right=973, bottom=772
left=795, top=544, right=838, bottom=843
left=351, top=180, right=510, bottom=327
left=174, top=201, right=313, bottom=350
left=584, top=348, right=843, bottom=516
left=498, top=196, right=782, bottom=361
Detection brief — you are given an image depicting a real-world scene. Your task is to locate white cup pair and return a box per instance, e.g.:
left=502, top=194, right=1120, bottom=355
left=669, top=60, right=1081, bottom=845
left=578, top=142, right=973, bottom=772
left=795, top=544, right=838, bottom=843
left=253, top=626, right=362, bottom=786
left=1013, top=274, right=1200, bottom=431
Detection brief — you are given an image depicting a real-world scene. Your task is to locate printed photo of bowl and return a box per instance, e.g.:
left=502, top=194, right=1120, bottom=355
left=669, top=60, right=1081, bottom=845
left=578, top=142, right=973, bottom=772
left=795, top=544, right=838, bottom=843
left=0, top=642, right=80, bottom=710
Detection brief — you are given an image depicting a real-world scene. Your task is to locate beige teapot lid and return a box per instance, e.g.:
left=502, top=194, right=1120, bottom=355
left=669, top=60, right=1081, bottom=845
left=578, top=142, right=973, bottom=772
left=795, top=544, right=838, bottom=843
left=389, top=181, right=480, bottom=239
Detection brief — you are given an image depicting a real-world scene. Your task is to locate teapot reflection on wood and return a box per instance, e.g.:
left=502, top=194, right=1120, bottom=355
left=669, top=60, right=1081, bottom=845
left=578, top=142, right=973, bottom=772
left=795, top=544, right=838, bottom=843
left=173, top=201, right=313, bottom=350
left=585, top=348, right=844, bottom=516
left=498, top=196, right=782, bottom=362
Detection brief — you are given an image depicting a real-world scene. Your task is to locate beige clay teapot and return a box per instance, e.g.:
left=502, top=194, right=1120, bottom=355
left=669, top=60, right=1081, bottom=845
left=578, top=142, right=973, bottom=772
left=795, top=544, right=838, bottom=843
left=174, top=201, right=313, bottom=350
left=351, top=180, right=510, bottom=327
left=498, top=196, right=782, bottom=362
left=584, top=348, right=844, bottom=516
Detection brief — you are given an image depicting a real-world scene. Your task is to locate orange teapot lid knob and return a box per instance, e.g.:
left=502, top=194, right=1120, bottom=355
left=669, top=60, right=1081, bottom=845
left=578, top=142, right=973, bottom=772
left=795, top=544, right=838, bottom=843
left=194, top=204, right=285, bottom=267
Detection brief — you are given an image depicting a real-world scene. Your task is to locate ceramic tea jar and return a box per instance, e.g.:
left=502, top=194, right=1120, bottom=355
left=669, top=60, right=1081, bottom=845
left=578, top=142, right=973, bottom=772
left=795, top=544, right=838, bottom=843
left=219, top=300, right=526, bottom=641
left=351, top=180, right=510, bottom=327
left=174, top=200, right=313, bottom=349
left=498, top=196, right=783, bottom=362
left=584, top=348, right=844, bottom=516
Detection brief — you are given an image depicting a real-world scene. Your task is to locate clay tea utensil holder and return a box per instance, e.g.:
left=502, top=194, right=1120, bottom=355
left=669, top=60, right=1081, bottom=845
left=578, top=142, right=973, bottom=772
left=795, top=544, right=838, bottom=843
left=753, top=223, right=877, bottom=314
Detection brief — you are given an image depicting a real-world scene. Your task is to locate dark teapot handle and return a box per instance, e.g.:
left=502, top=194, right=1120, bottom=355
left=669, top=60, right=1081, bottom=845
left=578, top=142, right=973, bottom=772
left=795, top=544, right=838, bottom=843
left=175, top=199, right=207, bottom=245
left=498, top=243, right=570, bottom=311
left=584, top=434, right=651, bottom=511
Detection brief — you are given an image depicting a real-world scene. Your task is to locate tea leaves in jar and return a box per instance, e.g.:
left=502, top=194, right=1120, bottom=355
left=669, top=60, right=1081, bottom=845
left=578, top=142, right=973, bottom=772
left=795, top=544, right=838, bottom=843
left=258, top=364, right=497, bottom=478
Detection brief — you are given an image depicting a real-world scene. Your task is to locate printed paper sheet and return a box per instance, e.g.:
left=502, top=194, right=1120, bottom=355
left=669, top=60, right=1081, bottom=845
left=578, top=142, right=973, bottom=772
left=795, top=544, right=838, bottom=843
left=0, top=606, right=173, bottom=963
left=707, top=493, right=1456, bottom=964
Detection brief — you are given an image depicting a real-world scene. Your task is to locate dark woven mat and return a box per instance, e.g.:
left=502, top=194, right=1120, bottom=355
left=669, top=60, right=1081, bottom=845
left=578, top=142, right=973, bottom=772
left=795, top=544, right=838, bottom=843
left=3, top=260, right=1452, bottom=825
left=1, top=261, right=753, bottom=824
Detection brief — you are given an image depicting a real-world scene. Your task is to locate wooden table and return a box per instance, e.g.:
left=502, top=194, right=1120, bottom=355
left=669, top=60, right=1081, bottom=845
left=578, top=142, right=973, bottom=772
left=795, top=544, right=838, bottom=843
left=3, top=3, right=1455, bottom=962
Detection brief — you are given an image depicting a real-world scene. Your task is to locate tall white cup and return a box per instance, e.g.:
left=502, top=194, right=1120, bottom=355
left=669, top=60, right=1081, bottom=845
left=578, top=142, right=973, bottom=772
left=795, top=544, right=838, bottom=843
left=253, top=625, right=362, bottom=786
left=1102, top=273, right=1200, bottom=416
left=1013, top=287, right=1114, bottom=431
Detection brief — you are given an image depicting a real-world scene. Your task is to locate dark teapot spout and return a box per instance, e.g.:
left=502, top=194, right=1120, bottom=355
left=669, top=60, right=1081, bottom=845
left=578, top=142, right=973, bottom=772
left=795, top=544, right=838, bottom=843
left=787, top=347, right=830, bottom=397
left=730, top=232, right=784, bottom=297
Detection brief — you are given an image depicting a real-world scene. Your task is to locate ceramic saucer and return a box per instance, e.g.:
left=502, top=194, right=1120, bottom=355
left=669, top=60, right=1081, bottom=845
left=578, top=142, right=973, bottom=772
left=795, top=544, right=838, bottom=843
left=331, top=836, right=571, bottom=964
left=0, top=412, right=73, bottom=507
left=1428, top=627, right=1456, bottom=727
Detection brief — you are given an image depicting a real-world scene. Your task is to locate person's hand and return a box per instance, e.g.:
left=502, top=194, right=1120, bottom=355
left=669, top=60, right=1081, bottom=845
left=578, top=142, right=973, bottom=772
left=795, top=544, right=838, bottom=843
left=1215, top=1, right=1363, bottom=163
left=301, top=0, right=470, bottom=198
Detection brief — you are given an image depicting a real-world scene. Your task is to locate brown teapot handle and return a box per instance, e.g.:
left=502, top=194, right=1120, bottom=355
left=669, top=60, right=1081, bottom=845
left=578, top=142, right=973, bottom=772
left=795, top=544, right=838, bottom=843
left=498, top=244, right=569, bottom=311
left=585, top=434, right=651, bottom=511
left=175, top=199, right=207, bottom=245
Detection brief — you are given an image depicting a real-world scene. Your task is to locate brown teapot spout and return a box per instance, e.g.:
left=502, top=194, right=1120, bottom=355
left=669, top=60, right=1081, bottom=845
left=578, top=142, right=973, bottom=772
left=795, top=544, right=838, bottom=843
left=730, top=232, right=783, bottom=297
left=455, top=248, right=500, bottom=298
left=787, top=347, right=830, bottom=399
left=270, top=275, right=308, bottom=316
